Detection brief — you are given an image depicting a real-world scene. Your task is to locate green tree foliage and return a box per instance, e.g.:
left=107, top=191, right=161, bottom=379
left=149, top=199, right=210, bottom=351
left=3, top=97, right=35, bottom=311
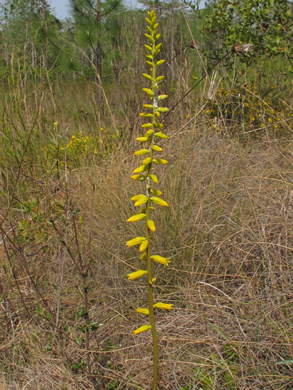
left=203, top=0, right=293, bottom=67
left=69, top=0, right=125, bottom=81
left=0, top=0, right=62, bottom=74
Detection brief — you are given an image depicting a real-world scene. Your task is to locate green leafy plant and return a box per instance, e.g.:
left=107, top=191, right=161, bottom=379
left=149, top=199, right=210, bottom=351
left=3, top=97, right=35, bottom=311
left=205, top=85, right=288, bottom=136
left=126, top=10, right=173, bottom=389
left=203, top=0, right=293, bottom=67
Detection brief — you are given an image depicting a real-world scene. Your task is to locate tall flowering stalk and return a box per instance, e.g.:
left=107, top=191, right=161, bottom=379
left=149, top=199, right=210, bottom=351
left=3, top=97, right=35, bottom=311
left=126, top=10, right=173, bottom=389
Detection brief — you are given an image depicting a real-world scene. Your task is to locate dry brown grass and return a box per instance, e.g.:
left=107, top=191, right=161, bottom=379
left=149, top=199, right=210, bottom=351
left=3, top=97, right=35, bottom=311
left=1, top=121, right=293, bottom=389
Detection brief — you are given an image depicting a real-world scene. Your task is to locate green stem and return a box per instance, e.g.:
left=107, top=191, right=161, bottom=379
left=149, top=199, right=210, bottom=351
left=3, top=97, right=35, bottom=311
left=146, top=214, right=158, bottom=389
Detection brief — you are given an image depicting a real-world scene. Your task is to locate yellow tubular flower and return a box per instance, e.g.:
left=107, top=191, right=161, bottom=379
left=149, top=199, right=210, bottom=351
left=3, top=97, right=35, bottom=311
left=139, top=239, right=149, bottom=252
left=127, top=270, right=147, bottom=281
left=136, top=308, right=150, bottom=315
left=151, top=255, right=170, bottom=266
left=153, top=302, right=173, bottom=311
left=126, top=237, right=145, bottom=248
left=133, top=325, right=152, bottom=335
left=127, top=213, right=146, bottom=222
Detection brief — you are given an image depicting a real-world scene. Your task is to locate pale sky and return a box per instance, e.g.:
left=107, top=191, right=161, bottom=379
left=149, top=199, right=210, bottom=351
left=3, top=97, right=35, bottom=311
left=49, top=0, right=140, bottom=19
left=49, top=0, right=71, bottom=19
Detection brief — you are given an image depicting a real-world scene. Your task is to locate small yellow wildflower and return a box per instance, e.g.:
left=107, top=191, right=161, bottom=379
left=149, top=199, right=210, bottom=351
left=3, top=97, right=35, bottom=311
left=133, top=325, right=151, bottom=335
left=126, top=236, right=145, bottom=248
left=151, top=255, right=170, bottom=266
left=139, top=239, right=149, bottom=252
left=153, top=302, right=173, bottom=311
left=136, top=308, right=149, bottom=315
left=127, top=270, right=147, bottom=281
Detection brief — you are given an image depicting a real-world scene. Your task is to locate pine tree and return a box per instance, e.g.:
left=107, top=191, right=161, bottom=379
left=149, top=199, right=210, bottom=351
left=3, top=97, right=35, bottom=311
left=69, top=0, right=125, bottom=105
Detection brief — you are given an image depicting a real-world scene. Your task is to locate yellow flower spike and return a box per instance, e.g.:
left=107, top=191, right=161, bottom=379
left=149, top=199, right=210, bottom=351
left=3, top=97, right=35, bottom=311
left=133, top=325, right=151, bottom=335
left=127, top=270, right=147, bottom=281
left=139, top=239, right=149, bottom=252
left=127, top=214, right=146, bottom=222
left=136, top=308, right=150, bottom=315
left=126, top=12, right=170, bottom=388
left=151, top=255, right=170, bottom=266
left=153, top=302, right=173, bottom=311
left=126, top=237, right=145, bottom=248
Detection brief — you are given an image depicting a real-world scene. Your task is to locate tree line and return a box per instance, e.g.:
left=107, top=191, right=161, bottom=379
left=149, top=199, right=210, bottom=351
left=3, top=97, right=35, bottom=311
left=1, top=0, right=292, bottom=108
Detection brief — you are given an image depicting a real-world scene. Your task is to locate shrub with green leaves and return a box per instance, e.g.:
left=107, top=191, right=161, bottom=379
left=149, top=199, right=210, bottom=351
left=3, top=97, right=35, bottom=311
left=125, top=10, right=172, bottom=389
left=204, top=84, right=292, bottom=137
left=203, top=0, right=293, bottom=69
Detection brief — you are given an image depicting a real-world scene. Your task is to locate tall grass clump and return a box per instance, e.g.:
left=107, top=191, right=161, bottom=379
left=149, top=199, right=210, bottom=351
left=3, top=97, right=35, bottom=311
left=126, top=10, right=172, bottom=389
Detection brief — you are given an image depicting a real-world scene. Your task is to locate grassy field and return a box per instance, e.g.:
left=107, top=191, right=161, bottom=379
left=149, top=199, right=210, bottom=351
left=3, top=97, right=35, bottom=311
left=1, top=39, right=293, bottom=389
